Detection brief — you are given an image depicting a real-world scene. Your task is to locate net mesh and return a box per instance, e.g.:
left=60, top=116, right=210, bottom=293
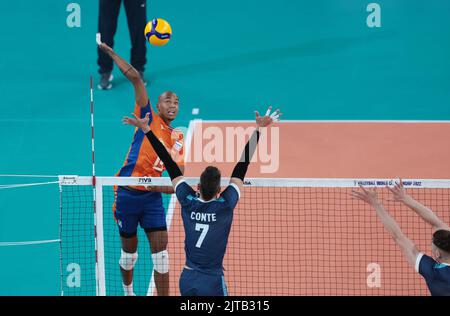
left=60, top=185, right=97, bottom=295
left=59, top=177, right=450, bottom=296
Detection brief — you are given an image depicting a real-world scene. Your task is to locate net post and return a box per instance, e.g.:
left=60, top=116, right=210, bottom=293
left=95, top=177, right=106, bottom=296
left=89, top=76, right=106, bottom=295
left=58, top=180, right=64, bottom=296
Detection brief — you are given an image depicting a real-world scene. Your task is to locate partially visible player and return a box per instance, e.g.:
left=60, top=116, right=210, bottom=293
left=123, top=106, right=281, bottom=295
left=351, top=180, right=450, bottom=296
left=98, top=41, right=184, bottom=296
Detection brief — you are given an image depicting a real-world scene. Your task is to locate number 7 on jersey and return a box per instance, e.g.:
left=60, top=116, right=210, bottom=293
left=195, top=223, right=209, bottom=248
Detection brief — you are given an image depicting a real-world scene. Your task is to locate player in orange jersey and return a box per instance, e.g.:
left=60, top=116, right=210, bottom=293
left=99, top=41, right=184, bottom=296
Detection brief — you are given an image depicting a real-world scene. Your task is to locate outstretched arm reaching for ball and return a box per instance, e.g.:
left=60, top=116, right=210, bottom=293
left=229, top=107, right=281, bottom=193
left=97, top=34, right=148, bottom=108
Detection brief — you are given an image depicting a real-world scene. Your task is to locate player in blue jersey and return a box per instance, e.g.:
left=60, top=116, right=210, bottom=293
left=123, top=106, right=281, bottom=295
left=351, top=180, right=450, bottom=296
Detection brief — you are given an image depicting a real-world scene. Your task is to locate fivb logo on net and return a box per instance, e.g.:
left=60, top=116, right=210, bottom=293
left=172, top=120, right=280, bottom=174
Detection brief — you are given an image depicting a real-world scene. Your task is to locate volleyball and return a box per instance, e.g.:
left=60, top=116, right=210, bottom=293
left=144, top=18, right=172, bottom=46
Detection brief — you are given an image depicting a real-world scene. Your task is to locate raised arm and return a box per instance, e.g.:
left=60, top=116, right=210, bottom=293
left=351, top=186, right=419, bottom=269
left=98, top=40, right=148, bottom=108
left=123, top=113, right=183, bottom=188
left=388, top=179, right=450, bottom=232
left=230, top=107, right=281, bottom=192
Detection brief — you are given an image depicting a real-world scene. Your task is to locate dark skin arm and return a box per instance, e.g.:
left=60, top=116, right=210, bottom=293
left=98, top=42, right=149, bottom=108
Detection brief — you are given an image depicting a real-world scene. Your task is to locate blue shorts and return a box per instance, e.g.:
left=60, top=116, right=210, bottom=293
left=114, top=187, right=167, bottom=237
left=179, top=268, right=228, bottom=296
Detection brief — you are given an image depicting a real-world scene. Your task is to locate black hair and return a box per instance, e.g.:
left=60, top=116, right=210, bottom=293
left=158, top=91, right=178, bottom=102
left=200, top=166, right=221, bottom=201
left=433, top=229, right=450, bottom=253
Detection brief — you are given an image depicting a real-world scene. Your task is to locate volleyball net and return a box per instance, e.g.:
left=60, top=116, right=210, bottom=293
left=58, top=175, right=450, bottom=296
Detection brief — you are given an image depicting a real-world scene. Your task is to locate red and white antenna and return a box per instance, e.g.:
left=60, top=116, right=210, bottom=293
left=90, top=76, right=99, bottom=296
left=90, top=76, right=96, bottom=183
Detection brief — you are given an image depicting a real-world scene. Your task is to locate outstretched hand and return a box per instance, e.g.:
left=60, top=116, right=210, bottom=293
left=255, top=106, right=281, bottom=128
left=350, top=185, right=381, bottom=206
left=387, top=179, right=409, bottom=203
left=97, top=33, right=114, bottom=55
left=123, top=112, right=151, bottom=133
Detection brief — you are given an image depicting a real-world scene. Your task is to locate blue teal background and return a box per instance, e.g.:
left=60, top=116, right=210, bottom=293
left=0, top=0, right=449, bottom=295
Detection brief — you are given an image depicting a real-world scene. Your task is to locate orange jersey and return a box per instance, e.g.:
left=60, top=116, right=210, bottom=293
left=117, top=101, right=185, bottom=186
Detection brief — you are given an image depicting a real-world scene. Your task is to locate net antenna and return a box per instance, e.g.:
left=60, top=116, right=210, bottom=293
left=90, top=76, right=106, bottom=295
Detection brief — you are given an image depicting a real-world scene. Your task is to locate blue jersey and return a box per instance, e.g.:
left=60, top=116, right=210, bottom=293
left=415, top=253, right=450, bottom=296
left=175, top=180, right=240, bottom=276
